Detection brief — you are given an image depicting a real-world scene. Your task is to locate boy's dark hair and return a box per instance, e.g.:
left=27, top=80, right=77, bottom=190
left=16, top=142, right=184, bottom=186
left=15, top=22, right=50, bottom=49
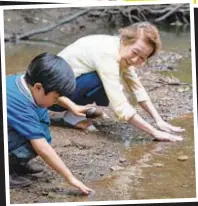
left=24, top=52, right=76, bottom=97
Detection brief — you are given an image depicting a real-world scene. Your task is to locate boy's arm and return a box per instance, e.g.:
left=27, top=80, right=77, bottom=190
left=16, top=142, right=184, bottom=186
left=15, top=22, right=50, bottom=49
left=30, top=138, right=92, bottom=194
left=57, top=96, right=92, bottom=116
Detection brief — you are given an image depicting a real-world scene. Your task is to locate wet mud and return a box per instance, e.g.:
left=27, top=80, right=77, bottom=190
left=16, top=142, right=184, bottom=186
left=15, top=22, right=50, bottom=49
left=9, top=113, right=195, bottom=204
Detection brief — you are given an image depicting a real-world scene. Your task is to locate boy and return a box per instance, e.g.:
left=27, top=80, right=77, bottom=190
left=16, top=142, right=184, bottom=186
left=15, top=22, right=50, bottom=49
left=7, top=52, right=92, bottom=195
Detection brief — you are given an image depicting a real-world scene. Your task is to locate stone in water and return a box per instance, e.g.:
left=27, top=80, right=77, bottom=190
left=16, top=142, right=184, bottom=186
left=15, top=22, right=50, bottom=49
left=177, top=155, right=188, bottom=161
left=110, top=165, right=124, bottom=171
left=153, top=163, right=164, bottom=167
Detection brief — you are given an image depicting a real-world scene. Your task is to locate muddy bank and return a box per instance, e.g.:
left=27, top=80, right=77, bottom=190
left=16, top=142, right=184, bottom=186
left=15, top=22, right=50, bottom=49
left=9, top=66, right=195, bottom=203
left=9, top=113, right=195, bottom=204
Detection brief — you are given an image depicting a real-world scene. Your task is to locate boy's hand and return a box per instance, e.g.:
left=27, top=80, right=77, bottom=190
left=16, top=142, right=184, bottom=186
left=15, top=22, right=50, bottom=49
left=70, top=104, right=94, bottom=117
left=58, top=97, right=94, bottom=117
left=67, top=176, right=94, bottom=195
left=30, top=138, right=93, bottom=195
left=156, top=120, right=185, bottom=133
left=152, top=129, right=183, bottom=142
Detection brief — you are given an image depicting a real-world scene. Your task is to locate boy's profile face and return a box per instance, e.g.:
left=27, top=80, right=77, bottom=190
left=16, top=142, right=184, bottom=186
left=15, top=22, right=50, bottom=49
left=32, top=83, right=60, bottom=107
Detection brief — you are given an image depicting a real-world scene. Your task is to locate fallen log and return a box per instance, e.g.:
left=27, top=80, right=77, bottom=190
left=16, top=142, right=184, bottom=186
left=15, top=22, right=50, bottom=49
left=5, top=8, right=91, bottom=42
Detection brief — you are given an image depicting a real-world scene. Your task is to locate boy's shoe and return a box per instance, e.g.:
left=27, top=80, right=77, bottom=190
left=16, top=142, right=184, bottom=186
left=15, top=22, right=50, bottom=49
left=10, top=173, right=32, bottom=188
left=15, top=161, right=44, bottom=175
left=50, top=111, right=99, bottom=132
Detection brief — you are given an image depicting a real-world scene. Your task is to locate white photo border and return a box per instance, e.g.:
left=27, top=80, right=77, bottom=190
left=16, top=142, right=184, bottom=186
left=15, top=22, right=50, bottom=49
left=1, top=0, right=197, bottom=205
left=190, top=1, right=198, bottom=199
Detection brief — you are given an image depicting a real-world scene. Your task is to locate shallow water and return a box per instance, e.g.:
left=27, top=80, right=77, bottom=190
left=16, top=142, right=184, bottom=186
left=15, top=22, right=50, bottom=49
left=5, top=25, right=191, bottom=81
left=66, top=113, right=196, bottom=201
left=157, top=25, right=192, bottom=84
left=36, top=113, right=195, bottom=202
left=5, top=43, right=62, bottom=75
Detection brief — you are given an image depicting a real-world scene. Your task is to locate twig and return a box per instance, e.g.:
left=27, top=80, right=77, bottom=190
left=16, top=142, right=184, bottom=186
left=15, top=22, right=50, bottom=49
left=14, top=39, right=65, bottom=47
left=156, top=80, right=191, bottom=86
left=148, top=85, right=164, bottom=92
left=154, top=4, right=185, bottom=22
left=10, top=8, right=91, bottom=41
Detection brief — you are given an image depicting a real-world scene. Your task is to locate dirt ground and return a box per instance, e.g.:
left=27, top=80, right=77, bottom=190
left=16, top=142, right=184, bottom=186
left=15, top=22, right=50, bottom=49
left=4, top=8, right=195, bottom=204
left=9, top=69, right=195, bottom=204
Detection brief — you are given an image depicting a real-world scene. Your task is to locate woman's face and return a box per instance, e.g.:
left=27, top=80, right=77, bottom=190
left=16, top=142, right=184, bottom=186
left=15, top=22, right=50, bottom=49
left=120, top=39, right=153, bottom=67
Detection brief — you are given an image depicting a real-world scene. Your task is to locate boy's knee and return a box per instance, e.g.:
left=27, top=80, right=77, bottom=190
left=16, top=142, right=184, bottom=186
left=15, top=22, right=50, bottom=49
left=9, top=142, right=38, bottom=165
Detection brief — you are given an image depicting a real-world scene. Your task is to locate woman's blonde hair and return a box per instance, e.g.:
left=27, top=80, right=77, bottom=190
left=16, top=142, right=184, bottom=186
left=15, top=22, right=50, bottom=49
left=119, top=21, right=161, bottom=58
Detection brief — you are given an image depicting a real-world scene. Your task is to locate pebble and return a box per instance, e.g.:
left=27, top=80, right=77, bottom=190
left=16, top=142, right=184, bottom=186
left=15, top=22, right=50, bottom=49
left=87, top=125, right=99, bottom=132
left=35, top=200, right=49, bottom=203
left=45, top=179, right=51, bottom=183
left=63, top=139, right=72, bottom=147
left=153, top=163, right=164, bottom=167
left=177, top=155, right=188, bottom=161
left=110, top=165, right=124, bottom=171
left=119, top=158, right=127, bottom=163
left=42, top=191, right=48, bottom=196
left=42, top=19, right=48, bottom=23
left=47, top=192, right=57, bottom=199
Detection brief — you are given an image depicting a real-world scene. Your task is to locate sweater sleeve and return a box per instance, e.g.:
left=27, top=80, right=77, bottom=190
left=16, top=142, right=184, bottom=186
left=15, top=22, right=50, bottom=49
left=93, top=53, right=137, bottom=121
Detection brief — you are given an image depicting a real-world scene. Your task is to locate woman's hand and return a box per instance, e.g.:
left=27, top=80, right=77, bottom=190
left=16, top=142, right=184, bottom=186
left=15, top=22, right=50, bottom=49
left=156, top=120, right=185, bottom=133
left=67, top=176, right=94, bottom=195
left=152, top=129, right=183, bottom=142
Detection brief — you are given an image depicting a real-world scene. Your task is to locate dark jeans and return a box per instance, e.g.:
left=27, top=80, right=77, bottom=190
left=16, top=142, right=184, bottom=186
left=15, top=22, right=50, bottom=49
left=49, top=71, right=109, bottom=112
left=8, top=127, right=38, bottom=164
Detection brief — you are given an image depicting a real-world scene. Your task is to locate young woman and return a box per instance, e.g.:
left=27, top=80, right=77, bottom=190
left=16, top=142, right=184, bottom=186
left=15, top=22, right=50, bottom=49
left=50, top=21, right=184, bottom=142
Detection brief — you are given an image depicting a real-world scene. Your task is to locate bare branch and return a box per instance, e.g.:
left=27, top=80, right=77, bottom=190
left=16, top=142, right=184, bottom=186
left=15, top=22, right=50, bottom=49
left=154, top=4, right=185, bottom=22
left=13, top=8, right=90, bottom=41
